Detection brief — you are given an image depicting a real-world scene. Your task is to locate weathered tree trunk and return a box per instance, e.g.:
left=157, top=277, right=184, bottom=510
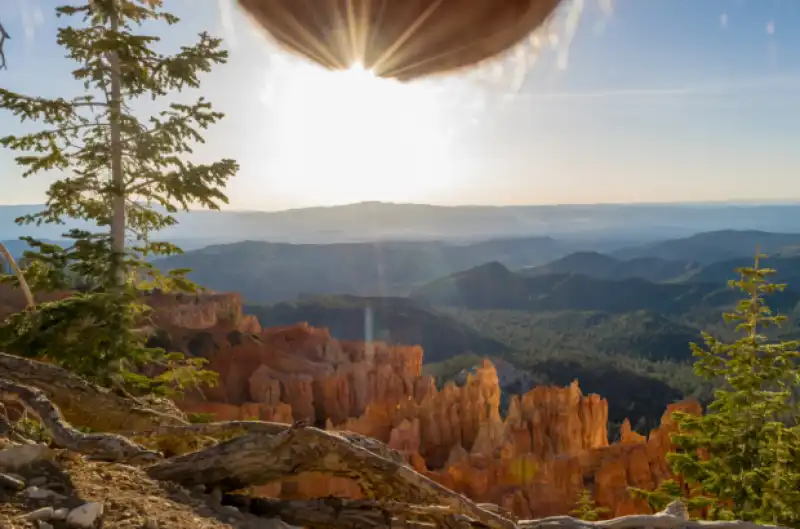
left=147, top=424, right=516, bottom=529
left=127, top=420, right=409, bottom=463
left=226, top=496, right=499, bottom=528
left=0, top=353, right=187, bottom=433
left=0, top=378, right=160, bottom=463
left=0, top=20, right=9, bottom=70
left=0, top=243, right=34, bottom=308
left=107, top=0, right=127, bottom=289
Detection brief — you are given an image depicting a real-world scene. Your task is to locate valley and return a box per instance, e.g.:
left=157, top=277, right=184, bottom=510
left=138, top=218, right=800, bottom=431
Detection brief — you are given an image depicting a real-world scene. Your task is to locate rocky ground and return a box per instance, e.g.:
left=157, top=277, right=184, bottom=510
left=0, top=439, right=293, bottom=529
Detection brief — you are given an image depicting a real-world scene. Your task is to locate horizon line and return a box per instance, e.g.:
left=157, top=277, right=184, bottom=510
left=3, top=197, right=800, bottom=214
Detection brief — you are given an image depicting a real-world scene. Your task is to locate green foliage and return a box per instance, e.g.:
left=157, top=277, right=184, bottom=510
left=14, top=416, right=52, bottom=444
left=187, top=412, right=215, bottom=424
left=629, top=479, right=712, bottom=514
left=0, top=0, right=237, bottom=394
left=635, top=255, right=800, bottom=526
left=569, top=488, right=609, bottom=521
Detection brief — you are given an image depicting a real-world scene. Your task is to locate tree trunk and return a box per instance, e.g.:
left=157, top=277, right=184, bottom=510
left=0, top=353, right=187, bottom=433
left=107, top=0, right=126, bottom=288
left=0, top=243, right=34, bottom=308
left=225, top=496, right=500, bottom=528
left=0, top=377, right=159, bottom=463
left=147, top=424, right=516, bottom=529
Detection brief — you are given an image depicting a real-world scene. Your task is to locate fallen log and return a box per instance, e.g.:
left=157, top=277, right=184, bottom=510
left=0, top=378, right=509, bottom=528
left=0, top=352, right=187, bottom=433
left=126, top=420, right=408, bottom=463
left=226, top=496, right=496, bottom=528
left=219, top=497, right=790, bottom=529
left=0, top=378, right=160, bottom=463
left=147, top=423, right=515, bottom=529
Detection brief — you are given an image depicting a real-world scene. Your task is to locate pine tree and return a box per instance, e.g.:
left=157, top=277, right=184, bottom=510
left=0, top=0, right=237, bottom=394
left=633, top=254, right=800, bottom=526
left=569, top=488, right=609, bottom=521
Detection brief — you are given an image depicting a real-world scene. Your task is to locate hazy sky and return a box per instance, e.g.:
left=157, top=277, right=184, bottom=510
left=2, top=0, right=800, bottom=210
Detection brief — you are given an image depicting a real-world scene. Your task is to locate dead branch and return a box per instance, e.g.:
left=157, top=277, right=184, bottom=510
left=0, top=20, right=9, bottom=70
left=0, top=353, right=187, bottom=433
left=0, top=243, right=34, bottom=308
left=147, top=424, right=516, bottom=529
left=519, top=516, right=788, bottom=529
left=0, top=378, right=160, bottom=463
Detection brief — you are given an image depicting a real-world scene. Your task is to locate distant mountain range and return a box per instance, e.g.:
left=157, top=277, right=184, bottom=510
left=519, top=252, right=698, bottom=282
left=6, top=201, right=800, bottom=245
left=147, top=229, right=800, bottom=305
left=409, top=261, right=800, bottom=315
left=611, top=229, right=800, bottom=264
left=154, top=237, right=574, bottom=303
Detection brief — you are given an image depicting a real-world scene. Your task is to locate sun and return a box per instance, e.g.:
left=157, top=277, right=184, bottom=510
left=260, top=56, right=456, bottom=205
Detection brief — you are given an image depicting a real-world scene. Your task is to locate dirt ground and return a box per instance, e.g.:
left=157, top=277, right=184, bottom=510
left=0, top=438, right=292, bottom=529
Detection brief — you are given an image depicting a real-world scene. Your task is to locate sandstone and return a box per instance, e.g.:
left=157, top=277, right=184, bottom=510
left=144, top=292, right=704, bottom=519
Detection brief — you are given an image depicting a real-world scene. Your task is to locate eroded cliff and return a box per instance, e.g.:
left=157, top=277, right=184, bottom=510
left=157, top=293, right=700, bottom=518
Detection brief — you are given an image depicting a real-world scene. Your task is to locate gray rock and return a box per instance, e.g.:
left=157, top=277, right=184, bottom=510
left=53, top=507, right=70, bottom=521
left=29, top=476, right=48, bottom=487
left=0, top=444, right=52, bottom=471
left=207, top=487, right=222, bottom=506
left=25, top=506, right=54, bottom=522
left=66, top=502, right=104, bottom=528
left=24, top=486, right=66, bottom=501
left=37, top=522, right=55, bottom=529
left=220, top=505, right=241, bottom=516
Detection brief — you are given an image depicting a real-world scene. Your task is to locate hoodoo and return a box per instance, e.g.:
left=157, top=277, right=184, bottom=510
left=237, top=0, right=564, bottom=80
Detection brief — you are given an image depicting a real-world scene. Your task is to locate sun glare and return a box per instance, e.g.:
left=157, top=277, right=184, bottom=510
left=260, top=55, right=457, bottom=204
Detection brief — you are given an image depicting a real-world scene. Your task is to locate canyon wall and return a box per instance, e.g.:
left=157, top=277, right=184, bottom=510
left=158, top=294, right=700, bottom=518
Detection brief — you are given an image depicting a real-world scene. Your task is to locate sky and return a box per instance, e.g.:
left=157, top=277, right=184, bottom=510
left=1, top=0, right=800, bottom=211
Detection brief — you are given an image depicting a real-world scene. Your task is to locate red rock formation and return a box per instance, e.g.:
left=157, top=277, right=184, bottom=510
left=152, top=293, right=702, bottom=518
left=0, top=287, right=701, bottom=518
left=146, top=291, right=261, bottom=333
left=174, top=322, right=423, bottom=428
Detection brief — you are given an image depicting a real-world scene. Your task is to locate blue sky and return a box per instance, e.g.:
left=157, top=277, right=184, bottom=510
left=1, top=0, right=800, bottom=210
